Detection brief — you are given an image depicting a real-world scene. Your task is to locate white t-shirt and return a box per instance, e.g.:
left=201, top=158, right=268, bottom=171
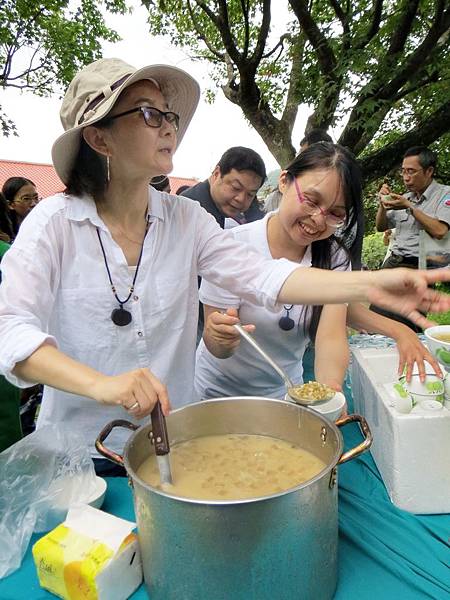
left=0, top=190, right=297, bottom=455
left=195, top=213, right=350, bottom=400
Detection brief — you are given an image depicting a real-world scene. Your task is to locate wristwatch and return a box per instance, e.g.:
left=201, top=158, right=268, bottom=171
left=406, top=206, right=415, bottom=217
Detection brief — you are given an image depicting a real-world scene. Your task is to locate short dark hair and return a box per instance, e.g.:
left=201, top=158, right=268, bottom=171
left=2, top=177, right=36, bottom=203
left=403, top=146, right=437, bottom=171
left=299, top=129, right=333, bottom=148
left=176, top=184, right=191, bottom=195
left=216, top=146, right=266, bottom=182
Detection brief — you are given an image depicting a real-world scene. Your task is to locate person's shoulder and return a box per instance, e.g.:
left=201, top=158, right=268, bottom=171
left=432, top=180, right=450, bottom=199
left=20, top=193, right=70, bottom=228
left=228, top=214, right=266, bottom=243
left=156, top=188, right=210, bottom=219
left=179, top=180, right=207, bottom=200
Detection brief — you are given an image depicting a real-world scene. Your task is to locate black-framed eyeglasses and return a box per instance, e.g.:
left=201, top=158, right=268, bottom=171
left=108, top=106, right=180, bottom=131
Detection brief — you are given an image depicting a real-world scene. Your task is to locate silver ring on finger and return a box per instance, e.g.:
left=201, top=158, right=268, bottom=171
left=126, top=400, right=140, bottom=411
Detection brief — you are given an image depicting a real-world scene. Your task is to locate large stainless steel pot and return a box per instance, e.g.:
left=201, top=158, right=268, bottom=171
left=96, top=397, right=372, bottom=600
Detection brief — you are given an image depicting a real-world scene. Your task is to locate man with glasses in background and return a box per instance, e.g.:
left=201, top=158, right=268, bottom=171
left=371, top=146, right=450, bottom=329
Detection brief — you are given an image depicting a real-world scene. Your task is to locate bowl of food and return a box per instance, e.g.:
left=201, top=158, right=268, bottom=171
left=287, top=381, right=335, bottom=405
left=424, top=325, right=450, bottom=367
left=285, top=390, right=346, bottom=421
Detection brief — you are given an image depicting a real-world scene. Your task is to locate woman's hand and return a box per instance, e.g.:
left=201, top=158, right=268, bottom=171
left=203, top=307, right=255, bottom=359
left=368, top=268, right=450, bottom=329
left=90, top=368, right=171, bottom=419
left=394, top=328, right=442, bottom=382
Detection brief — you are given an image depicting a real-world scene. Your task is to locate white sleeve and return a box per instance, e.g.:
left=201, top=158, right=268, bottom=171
left=195, top=211, right=298, bottom=312
left=199, top=277, right=241, bottom=310
left=0, top=213, right=60, bottom=387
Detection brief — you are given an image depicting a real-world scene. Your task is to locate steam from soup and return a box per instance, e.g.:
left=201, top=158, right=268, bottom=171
left=137, top=434, right=326, bottom=501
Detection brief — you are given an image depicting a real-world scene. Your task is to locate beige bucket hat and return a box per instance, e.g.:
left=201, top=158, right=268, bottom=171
left=51, top=58, right=200, bottom=184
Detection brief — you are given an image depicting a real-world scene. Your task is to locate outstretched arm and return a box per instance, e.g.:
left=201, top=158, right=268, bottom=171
left=314, top=304, right=349, bottom=391
left=347, top=303, right=442, bottom=381
left=279, top=267, right=450, bottom=329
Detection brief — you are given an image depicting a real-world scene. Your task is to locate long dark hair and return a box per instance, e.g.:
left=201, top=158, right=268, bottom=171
left=284, top=142, right=363, bottom=341
left=65, top=134, right=110, bottom=200
left=0, top=193, right=14, bottom=240
left=2, top=177, right=36, bottom=237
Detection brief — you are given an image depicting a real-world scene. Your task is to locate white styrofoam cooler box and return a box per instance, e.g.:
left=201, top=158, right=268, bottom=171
left=351, top=346, right=450, bottom=514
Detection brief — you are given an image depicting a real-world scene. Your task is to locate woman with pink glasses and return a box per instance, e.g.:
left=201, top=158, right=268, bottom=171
left=195, top=143, right=440, bottom=401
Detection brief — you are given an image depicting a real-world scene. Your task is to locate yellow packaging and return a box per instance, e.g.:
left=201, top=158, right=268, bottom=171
left=32, top=505, right=142, bottom=600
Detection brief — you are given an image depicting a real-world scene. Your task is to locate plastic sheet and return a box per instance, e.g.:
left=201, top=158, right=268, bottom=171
left=0, top=424, right=97, bottom=579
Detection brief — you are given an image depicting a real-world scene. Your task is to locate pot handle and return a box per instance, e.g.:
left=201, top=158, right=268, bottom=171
left=95, top=419, right=139, bottom=466
left=334, top=413, right=373, bottom=465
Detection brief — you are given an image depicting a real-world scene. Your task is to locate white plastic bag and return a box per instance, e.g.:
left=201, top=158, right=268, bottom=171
left=0, top=424, right=97, bottom=578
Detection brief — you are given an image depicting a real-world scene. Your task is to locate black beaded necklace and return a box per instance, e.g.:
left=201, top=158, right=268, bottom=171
left=96, top=217, right=150, bottom=326
left=278, top=305, right=295, bottom=331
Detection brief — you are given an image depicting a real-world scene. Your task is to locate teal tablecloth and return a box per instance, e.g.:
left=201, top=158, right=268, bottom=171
left=1, top=378, right=449, bottom=599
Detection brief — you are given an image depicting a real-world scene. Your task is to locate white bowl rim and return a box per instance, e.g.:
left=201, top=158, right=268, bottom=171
left=85, top=475, right=107, bottom=503
left=424, top=325, right=450, bottom=343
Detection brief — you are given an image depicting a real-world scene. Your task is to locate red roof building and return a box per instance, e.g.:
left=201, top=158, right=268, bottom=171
left=0, top=159, right=198, bottom=198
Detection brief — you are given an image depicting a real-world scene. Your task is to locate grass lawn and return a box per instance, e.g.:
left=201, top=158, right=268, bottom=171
left=428, top=310, right=450, bottom=325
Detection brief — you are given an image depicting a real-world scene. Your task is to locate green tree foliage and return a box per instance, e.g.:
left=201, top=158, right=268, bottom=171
left=0, top=0, right=127, bottom=136
left=361, top=231, right=387, bottom=269
left=142, top=0, right=450, bottom=182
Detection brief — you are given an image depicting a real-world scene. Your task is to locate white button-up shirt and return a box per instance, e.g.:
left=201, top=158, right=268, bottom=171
left=0, top=188, right=297, bottom=455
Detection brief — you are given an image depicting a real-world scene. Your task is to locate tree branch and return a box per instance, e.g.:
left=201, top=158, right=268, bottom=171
left=251, top=0, right=272, bottom=67
left=392, top=71, right=441, bottom=103
left=387, top=0, right=420, bottom=56
left=187, top=0, right=225, bottom=60
left=381, top=6, right=450, bottom=99
left=214, top=0, right=242, bottom=65
left=340, top=5, right=450, bottom=150
left=240, top=0, right=250, bottom=57
left=281, top=33, right=307, bottom=135
left=360, top=99, right=450, bottom=183
left=288, top=0, right=337, bottom=77
left=354, top=0, right=383, bottom=50
left=329, top=0, right=350, bottom=39
left=261, top=34, right=288, bottom=60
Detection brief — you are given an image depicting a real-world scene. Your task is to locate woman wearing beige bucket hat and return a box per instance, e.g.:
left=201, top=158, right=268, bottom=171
left=1, top=57, right=450, bottom=473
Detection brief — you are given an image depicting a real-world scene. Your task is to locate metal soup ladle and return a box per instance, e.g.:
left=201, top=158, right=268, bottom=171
left=233, top=323, right=328, bottom=406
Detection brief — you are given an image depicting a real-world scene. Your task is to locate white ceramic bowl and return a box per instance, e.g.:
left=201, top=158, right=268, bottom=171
left=402, top=373, right=444, bottom=397
left=86, top=476, right=107, bottom=509
left=424, top=325, right=450, bottom=367
left=285, top=392, right=346, bottom=422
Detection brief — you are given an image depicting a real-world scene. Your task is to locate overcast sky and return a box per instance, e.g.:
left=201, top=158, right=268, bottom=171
left=0, top=2, right=312, bottom=180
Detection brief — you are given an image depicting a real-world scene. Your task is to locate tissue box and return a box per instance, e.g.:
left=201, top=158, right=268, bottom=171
left=351, top=346, right=450, bottom=514
left=32, top=505, right=143, bottom=600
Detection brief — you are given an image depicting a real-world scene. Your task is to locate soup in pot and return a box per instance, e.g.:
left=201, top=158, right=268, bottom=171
left=432, top=333, right=450, bottom=343
left=137, top=434, right=326, bottom=500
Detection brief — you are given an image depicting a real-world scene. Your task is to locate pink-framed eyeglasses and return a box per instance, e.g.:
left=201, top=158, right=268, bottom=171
left=293, top=177, right=346, bottom=228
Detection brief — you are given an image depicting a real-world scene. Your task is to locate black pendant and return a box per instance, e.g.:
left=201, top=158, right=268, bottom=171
left=111, top=307, right=132, bottom=326
left=278, top=315, right=295, bottom=331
